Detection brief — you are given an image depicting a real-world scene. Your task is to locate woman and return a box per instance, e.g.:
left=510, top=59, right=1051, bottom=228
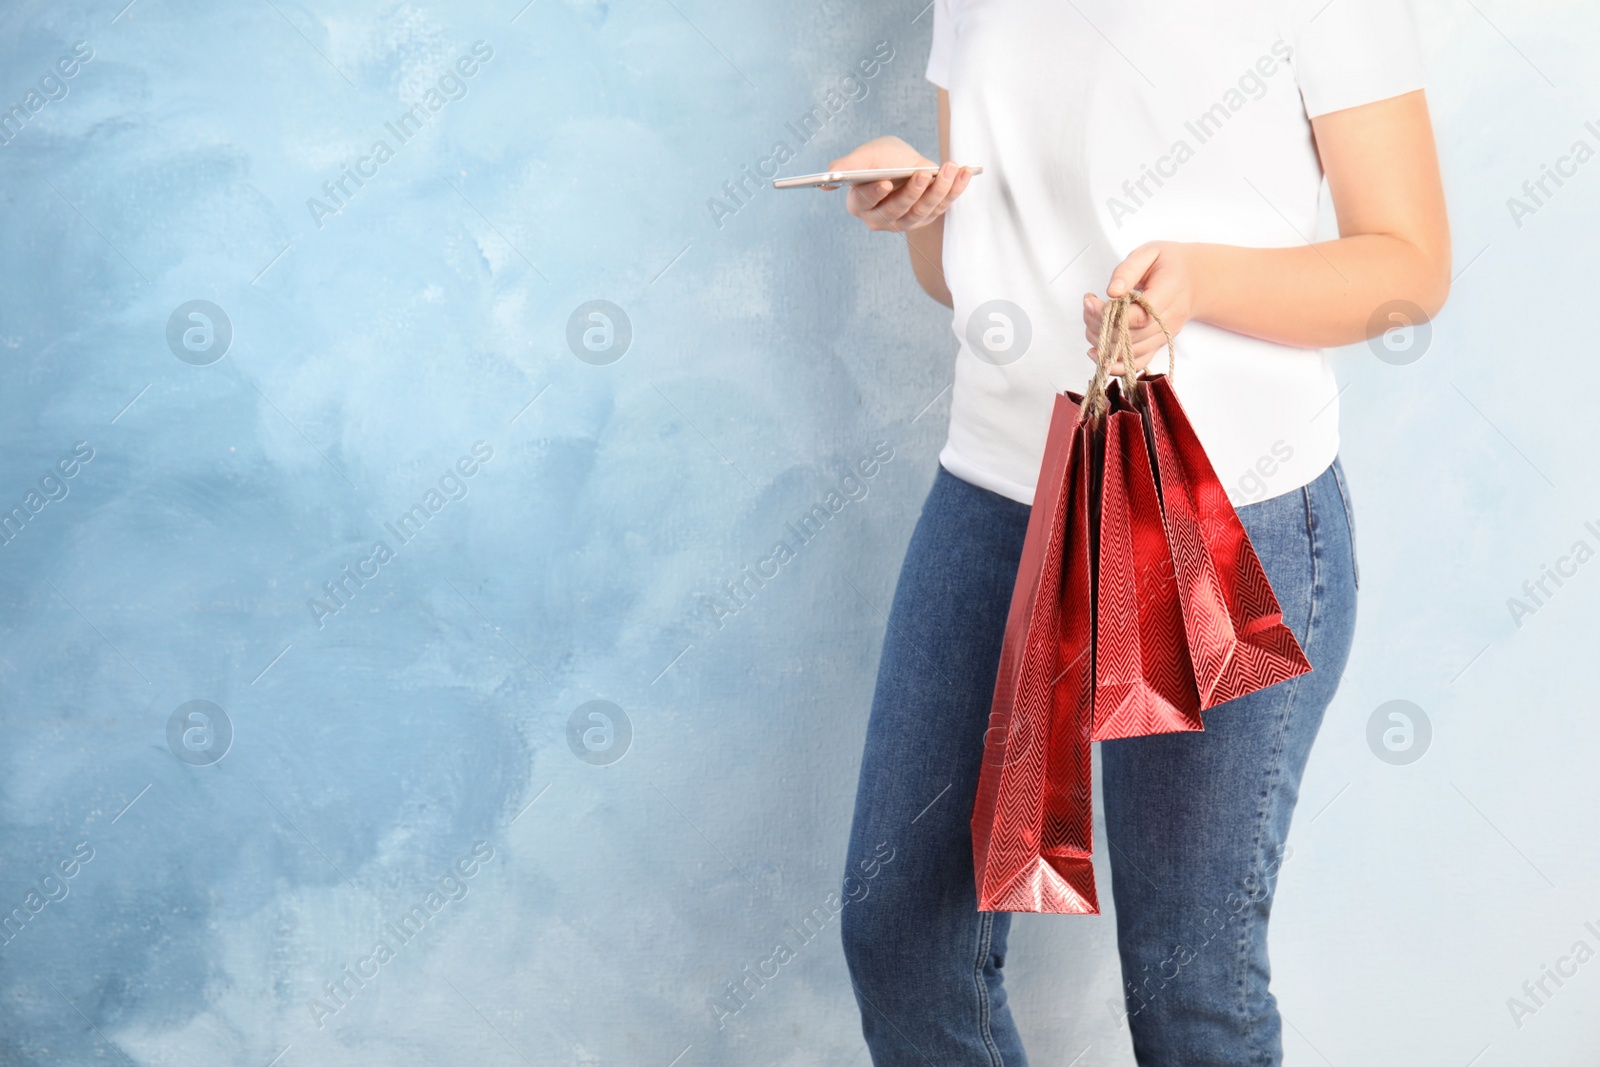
left=833, top=1, right=1449, bottom=1064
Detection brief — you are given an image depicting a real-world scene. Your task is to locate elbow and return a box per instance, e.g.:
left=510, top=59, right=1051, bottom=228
left=1368, top=245, right=1449, bottom=333
left=1412, top=229, right=1453, bottom=321
left=1415, top=260, right=1451, bottom=321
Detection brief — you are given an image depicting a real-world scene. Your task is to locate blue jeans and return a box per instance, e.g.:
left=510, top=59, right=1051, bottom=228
left=841, top=458, right=1359, bottom=1066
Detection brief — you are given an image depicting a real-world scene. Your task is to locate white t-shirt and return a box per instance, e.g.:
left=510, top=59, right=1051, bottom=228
left=926, top=0, right=1426, bottom=506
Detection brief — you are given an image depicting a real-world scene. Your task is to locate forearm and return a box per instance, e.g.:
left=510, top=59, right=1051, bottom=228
left=905, top=215, right=951, bottom=307
left=1187, top=232, right=1450, bottom=349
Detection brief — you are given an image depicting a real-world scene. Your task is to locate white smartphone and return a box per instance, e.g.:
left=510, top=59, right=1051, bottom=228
left=771, top=165, right=982, bottom=190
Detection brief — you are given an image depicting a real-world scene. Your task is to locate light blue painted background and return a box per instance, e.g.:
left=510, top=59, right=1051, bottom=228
left=0, top=0, right=1596, bottom=1063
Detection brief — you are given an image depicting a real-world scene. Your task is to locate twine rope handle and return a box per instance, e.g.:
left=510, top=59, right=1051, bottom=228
left=1081, top=291, right=1176, bottom=423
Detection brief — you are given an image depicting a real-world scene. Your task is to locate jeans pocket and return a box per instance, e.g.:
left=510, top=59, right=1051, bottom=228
left=1329, top=457, right=1359, bottom=589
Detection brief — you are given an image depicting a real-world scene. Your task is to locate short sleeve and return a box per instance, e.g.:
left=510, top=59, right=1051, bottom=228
left=1291, top=0, right=1426, bottom=118
left=926, top=0, right=954, bottom=89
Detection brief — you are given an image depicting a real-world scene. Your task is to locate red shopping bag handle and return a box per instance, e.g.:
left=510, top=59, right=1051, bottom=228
left=1082, top=291, right=1176, bottom=423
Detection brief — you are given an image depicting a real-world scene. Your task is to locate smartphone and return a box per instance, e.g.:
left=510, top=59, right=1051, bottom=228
left=771, top=165, right=982, bottom=190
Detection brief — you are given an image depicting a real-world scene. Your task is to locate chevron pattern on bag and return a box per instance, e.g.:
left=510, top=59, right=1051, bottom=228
left=973, top=395, right=1098, bottom=915
left=973, top=365, right=1312, bottom=914
left=978, top=853, right=1099, bottom=914
left=1043, top=423, right=1096, bottom=886
left=1144, top=376, right=1312, bottom=707
left=1091, top=401, right=1205, bottom=741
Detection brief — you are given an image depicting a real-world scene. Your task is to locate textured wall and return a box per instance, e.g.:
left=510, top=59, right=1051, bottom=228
left=0, top=1, right=1596, bottom=1064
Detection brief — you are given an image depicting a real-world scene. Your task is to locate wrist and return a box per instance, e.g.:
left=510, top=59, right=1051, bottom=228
left=1179, top=242, right=1217, bottom=324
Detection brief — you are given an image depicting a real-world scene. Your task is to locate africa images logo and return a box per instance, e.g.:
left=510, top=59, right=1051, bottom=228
left=305, top=41, right=495, bottom=229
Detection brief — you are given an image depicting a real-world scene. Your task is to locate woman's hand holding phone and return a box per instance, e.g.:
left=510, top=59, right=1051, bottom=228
left=829, top=137, right=974, bottom=233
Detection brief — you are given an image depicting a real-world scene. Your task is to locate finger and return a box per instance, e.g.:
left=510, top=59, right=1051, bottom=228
left=1124, top=318, right=1172, bottom=345
left=844, top=184, right=882, bottom=221
left=874, top=169, right=937, bottom=220
left=862, top=179, right=897, bottom=207
left=1120, top=304, right=1174, bottom=341
left=943, top=166, right=974, bottom=203
left=1129, top=335, right=1170, bottom=363
left=857, top=189, right=911, bottom=230
left=856, top=197, right=902, bottom=230
left=920, top=165, right=971, bottom=220
left=867, top=175, right=922, bottom=218
left=866, top=201, right=917, bottom=230
left=928, top=167, right=972, bottom=220
left=1103, top=297, right=1170, bottom=341
left=1084, top=307, right=1105, bottom=348
left=887, top=170, right=938, bottom=215
left=1085, top=346, right=1119, bottom=371
left=1088, top=294, right=1130, bottom=351
left=1107, top=243, right=1161, bottom=298
left=906, top=162, right=960, bottom=221
left=1086, top=319, right=1119, bottom=347
left=849, top=179, right=896, bottom=215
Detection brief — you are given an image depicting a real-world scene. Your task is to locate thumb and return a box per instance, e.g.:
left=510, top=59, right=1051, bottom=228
left=1106, top=244, right=1161, bottom=298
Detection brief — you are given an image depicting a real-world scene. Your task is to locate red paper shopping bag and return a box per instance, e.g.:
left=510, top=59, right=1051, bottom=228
left=971, top=291, right=1311, bottom=915
left=971, top=392, right=1098, bottom=914
left=1089, top=380, right=1204, bottom=741
left=1144, top=376, right=1311, bottom=707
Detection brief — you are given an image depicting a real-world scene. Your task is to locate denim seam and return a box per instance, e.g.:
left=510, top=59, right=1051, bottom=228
left=1235, top=671, right=1299, bottom=1065
left=974, top=910, right=1006, bottom=1066
left=1329, top=459, right=1359, bottom=589
left=1231, top=483, right=1321, bottom=1066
